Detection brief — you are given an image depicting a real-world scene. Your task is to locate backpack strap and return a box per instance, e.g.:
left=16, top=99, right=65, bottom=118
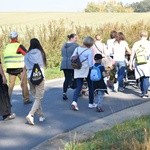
left=77, top=48, right=88, bottom=63
left=77, top=48, right=88, bottom=56
left=94, top=43, right=102, bottom=54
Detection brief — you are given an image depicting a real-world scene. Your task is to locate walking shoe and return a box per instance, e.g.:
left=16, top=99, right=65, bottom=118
left=88, top=103, right=97, bottom=108
left=96, top=106, right=104, bottom=112
left=139, top=93, right=149, bottom=98
left=3, top=113, right=16, bottom=121
left=39, top=116, right=45, bottom=122
left=71, top=101, right=79, bottom=111
left=26, top=114, right=34, bottom=125
left=119, top=87, right=125, bottom=92
left=139, top=92, right=143, bottom=97
left=141, top=95, right=149, bottom=99
left=113, top=82, right=118, bottom=92
left=63, top=93, right=68, bottom=100
left=24, top=100, right=32, bottom=105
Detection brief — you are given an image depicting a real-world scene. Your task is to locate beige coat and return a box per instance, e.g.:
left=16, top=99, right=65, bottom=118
left=74, top=60, right=89, bottom=78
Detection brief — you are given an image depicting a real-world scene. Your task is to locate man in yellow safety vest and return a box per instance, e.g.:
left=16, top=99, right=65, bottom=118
left=3, top=31, right=32, bottom=104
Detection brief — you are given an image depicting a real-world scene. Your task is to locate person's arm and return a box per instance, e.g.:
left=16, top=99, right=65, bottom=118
left=125, top=44, right=131, bottom=55
left=88, top=50, right=93, bottom=68
left=101, top=66, right=109, bottom=77
left=129, top=46, right=136, bottom=71
left=0, top=63, right=7, bottom=84
left=16, top=45, right=27, bottom=55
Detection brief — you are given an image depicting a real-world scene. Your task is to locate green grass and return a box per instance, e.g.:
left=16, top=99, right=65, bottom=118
left=44, top=67, right=63, bottom=80
left=12, top=67, right=63, bottom=85
left=64, top=115, right=150, bottom=150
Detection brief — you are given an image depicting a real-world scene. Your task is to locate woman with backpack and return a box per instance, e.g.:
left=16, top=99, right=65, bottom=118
left=24, top=38, right=47, bottom=125
left=129, top=30, right=150, bottom=98
left=71, top=36, right=95, bottom=111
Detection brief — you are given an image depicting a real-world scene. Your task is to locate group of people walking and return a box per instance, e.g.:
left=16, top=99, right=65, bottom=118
left=1, top=29, right=150, bottom=126
left=60, top=30, right=150, bottom=113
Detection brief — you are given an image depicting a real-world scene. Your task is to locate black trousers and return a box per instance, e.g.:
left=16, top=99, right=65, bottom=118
left=0, top=74, right=11, bottom=119
left=63, top=69, right=74, bottom=93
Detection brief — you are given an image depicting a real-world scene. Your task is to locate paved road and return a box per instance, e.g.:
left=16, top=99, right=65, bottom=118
left=0, top=78, right=148, bottom=150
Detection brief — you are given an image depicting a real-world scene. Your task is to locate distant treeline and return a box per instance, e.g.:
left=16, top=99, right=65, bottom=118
left=84, top=0, right=150, bottom=13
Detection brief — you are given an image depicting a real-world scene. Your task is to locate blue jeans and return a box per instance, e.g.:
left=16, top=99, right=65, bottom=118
left=115, top=61, right=126, bottom=88
left=140, top=76, right=149, bottom=95
left=73, top=73, right=94, bottom=104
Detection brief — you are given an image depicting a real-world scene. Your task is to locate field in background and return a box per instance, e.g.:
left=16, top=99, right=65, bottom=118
left=0, top=12, right=150, bottom=28
left=0, top=12, right=150, bottom=69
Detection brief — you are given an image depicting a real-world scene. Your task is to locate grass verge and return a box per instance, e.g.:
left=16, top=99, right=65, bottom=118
left=44, top=67, right=63, bottom=80
left=64, top=115, right=150, bottom=150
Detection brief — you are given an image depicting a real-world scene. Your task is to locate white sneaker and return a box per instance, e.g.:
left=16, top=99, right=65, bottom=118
left=71, top=101, right=79, bottom=111
left=114, top=82, right=118, bottom=92
left=26, top=114, right=34, bottom=125
left=39, top=116, right=45, bottom=122
left=88, top=103, right=97, bottom=108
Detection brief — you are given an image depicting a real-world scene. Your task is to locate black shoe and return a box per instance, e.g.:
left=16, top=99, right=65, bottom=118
left=24, top=100, right=32, bottom=104
left=63, top=94, right=68, bottom=100
left=3, top=113, right=16, bottom=121
left=96, top=106, right=104, bottom=112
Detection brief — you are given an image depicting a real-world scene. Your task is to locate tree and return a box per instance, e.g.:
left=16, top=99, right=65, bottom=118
left=130, top=0, right=150, bottom=12
left=84, top=2, right=100, bottom=12
left=84, top=2, right=133, bottom=13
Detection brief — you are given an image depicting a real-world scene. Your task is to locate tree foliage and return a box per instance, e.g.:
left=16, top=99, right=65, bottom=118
left=84, top=2, right=134, bottom=13
left=130, top=0, right=150, bottom=12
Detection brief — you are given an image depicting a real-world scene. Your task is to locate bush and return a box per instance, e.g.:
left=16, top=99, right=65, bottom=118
left=0, top=19, right=150, bottom=68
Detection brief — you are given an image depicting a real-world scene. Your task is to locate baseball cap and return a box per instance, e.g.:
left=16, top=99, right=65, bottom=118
left=94, top=54, right=104, bottom=60
left=9, top=31, right=18, bottom=39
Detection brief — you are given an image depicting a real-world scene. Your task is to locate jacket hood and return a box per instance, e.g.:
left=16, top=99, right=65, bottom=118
left=24, top=48, right=45, bottom=69
left=64, top=42, right=76, bottom=48
left=27, top=49, right=41, bottom=63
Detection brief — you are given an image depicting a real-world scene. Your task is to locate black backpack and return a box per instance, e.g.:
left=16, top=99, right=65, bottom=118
left=30, top=64, right=44, bottom=85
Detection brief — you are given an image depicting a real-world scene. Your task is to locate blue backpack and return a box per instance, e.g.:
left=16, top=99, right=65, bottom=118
left=90, top=65, right=102, bottom=81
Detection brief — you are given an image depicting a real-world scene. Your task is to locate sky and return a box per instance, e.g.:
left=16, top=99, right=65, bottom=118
left=0, top=0, right=142, bottom=12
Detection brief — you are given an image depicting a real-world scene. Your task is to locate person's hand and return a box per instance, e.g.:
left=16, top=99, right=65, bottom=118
left=129, top=64, right=133, bottom=71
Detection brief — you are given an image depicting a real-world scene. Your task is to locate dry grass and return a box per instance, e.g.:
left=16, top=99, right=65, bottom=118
left=0, top=12, right=150, bottom=68
left=0, top=12, right=150, bottom=28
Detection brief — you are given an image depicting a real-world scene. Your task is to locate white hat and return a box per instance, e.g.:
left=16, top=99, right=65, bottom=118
left=9, top=31, right=18, bottom=39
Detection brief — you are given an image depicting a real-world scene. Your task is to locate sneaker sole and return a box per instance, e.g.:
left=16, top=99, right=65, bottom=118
left=71, top=104, right=79, bottom=111
left=26, top=116, right=34, bottom=125
left=39, top=118, right=45, bottom=122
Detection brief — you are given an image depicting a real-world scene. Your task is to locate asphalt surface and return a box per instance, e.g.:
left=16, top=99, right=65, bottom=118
left=0, top=78, right=149, bottom=150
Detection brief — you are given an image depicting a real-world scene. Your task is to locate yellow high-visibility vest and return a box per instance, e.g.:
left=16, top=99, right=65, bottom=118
left=3, top=43, right=24, bottom=69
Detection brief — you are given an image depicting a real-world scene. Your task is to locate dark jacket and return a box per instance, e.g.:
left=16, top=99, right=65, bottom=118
left=60, top=42, right=78, bottom=70
left=0, top=75, right=11, bottom=116
left=92, top=63, right=108, bottom=94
